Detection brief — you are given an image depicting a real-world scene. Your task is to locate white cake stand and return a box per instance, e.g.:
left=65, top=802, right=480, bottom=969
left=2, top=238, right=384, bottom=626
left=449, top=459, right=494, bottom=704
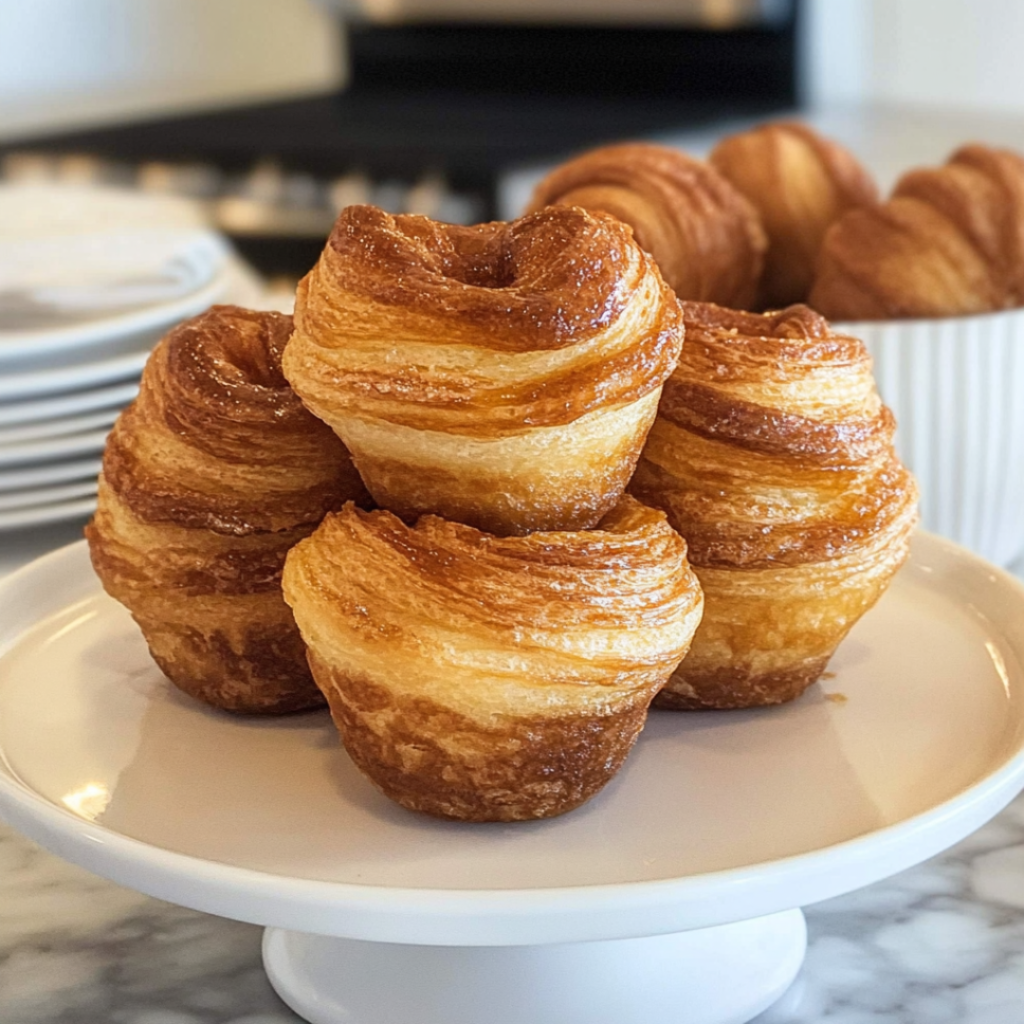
left=2, top=535, right=1024, bottom=1024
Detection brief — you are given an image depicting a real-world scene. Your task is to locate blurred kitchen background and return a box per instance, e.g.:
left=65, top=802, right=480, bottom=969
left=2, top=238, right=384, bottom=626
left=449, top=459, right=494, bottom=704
left=3, top=0, right=1022, bottom=282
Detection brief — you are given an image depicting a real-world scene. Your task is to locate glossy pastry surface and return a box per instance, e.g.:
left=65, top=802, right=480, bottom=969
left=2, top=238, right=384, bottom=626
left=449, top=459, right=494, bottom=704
left=87, top=305, right=366, bottom=713
left=631, top=302, right=918, bottom=708
left=525, top=141, right=767, bottom=311
left=284, top=203, right=683, bottom=535
left=709, top=121, right=878, bottom=309
left=282, top=496, right=704, bottom=821
left=810, top=143, right=1024, bottom=320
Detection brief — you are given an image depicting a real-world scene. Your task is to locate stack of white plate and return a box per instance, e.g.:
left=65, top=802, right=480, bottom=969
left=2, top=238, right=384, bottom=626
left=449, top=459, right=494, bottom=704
left=0, top=185, right=265, bottom=531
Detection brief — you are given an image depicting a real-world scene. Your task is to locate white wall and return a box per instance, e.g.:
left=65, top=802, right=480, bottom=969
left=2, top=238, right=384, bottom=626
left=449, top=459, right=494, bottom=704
left=869, top=0, right=1024, bottom=114
left=803, top=0, right=1024, bottom=115
left=0, top=0, right=346, bottom=142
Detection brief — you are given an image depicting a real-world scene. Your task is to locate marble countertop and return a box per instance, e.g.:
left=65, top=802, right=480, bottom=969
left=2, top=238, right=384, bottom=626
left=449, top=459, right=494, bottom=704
left=1, top=516, right=1024, bottom=1024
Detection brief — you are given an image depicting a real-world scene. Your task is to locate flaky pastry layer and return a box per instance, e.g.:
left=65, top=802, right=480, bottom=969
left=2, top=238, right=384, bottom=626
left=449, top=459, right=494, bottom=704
left=282, top=496, right=704, bottom=820
left=630, top=303, right=918, bottom=709
left=89, top=480, right=319, bottom=713
left=709, top=121, right=878, bottom=309
left=810, top=144, right=1024, bottom=320
left=284, top=204, right=682, bottom=534
left=336, top=388, right=661, bottom=535
left=526, top=141, right=767, bottom=310
left=86, top=305, right=367, bottom=713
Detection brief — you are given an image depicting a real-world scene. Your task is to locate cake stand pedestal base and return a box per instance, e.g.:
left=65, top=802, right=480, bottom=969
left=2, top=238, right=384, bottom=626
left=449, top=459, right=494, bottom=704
left=262, top=908, right=807, bottom=1024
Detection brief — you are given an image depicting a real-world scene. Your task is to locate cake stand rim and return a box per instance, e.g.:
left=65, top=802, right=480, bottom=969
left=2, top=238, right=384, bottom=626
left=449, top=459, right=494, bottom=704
left=1, top=533, right=1023, bottom=946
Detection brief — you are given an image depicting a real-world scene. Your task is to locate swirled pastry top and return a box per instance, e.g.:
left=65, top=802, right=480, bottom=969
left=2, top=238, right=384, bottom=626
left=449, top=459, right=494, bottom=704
left=661, top=302, right=893, bottom=469
left=283, top=496, right=703, bottom=713
left=103, top=304, right=364, bottom=534
left=634, top=302, right=916, bottom=568
left=525, top=142, right=767, bottom=311
left=810, top=143, right=1024, bottom=320
left=284, top=204, right=683, bottom=435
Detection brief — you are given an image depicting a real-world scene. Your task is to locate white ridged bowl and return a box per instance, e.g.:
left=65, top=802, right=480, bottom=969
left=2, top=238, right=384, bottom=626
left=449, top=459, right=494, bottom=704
left=837, top=308, right=1024, bottom=567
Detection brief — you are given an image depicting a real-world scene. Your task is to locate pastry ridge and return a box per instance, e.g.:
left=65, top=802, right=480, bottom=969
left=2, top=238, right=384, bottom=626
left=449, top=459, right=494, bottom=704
left=86, top=304, right=367, bottom=714
left=282, top=496, right=704, bottom=820
left=810, top=143, right=1024, bottom=320
left=284, top=204, right=684, bottom=535
left=526, top=141, right=767, bottom=310
left=710, top=121, right=878, bottom=308
left=630, top=302, right=918, bottom=708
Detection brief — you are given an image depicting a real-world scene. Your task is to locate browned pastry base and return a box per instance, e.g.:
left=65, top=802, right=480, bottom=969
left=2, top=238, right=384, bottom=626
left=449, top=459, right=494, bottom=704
left=144, top=609, right=318, bottom=715
left=651, top=658, right=830, bottom=711
left=334, top=391, right=662, bottom=537
left=87, top=479, right=326, bottom=715
left=311, top=653, right=651, bottom=822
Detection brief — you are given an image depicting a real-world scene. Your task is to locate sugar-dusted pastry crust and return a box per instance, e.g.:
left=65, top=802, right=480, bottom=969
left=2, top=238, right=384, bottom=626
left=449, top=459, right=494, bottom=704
left=709, top=121, right=878, bottom=309
left=283, top=203, right=683, bottom=536
left=810, top=143, right=1024, bottom=320
left=86, top=305, right=367, bottom=714
left=630, top=302, right=918, bottom=709
left=526, top=141, right=766, bottom=310
left=282, top=496, right=704, bottom=821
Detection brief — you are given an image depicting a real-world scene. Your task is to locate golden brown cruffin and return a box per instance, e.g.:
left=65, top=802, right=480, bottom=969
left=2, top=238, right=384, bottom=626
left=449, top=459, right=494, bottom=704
left=86, top=305, right=369, bottom=714
left=809, top=143, right=1024, bottom=320
left=281, top=496, right=704, bottom=822
left=283, top=203, right=683, bottom=537
left=709, top=121, right=878, bottom=309
left=630, top=302, right=918, bottom=710
left=525, top=141, right=767, bottom=310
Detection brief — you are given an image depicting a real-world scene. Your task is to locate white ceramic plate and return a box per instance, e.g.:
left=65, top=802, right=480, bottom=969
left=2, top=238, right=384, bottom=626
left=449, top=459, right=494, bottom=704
left=0, top=230, right=230, bottom=365
left=0, top=381, right=138, bottom=428
left=0, top=255, right=268, bottom=405
left=0, top=478, right=97, bottom=513
left=0, top=477, right=96, bottom=512
left=0, top=350, right=147, bottom=402
left=0, top=496, right=96, bottom=531
left=0, top=534, right=1022, bottom=946
left=0, top=456, right=101, bottom=493
left=0, top=407, right=119, bottom=447
left=0, top=427, right=109, bottom=468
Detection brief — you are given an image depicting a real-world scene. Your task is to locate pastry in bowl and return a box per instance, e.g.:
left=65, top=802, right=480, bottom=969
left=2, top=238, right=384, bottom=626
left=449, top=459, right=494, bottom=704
left=630, top=302, right=918, bottom=709
left=709, top=121, right=878, bottom=309
left=805, top=144, right=1024, bottom=567
left=86, top=305, right=368, bottom=714
left=809, top=143, right=1024, bottom=319
left=526, top=141, right=766, bottom=310
left=283, top=203, right=683, bottom=536
left=282, top=496, right=704, bottom=821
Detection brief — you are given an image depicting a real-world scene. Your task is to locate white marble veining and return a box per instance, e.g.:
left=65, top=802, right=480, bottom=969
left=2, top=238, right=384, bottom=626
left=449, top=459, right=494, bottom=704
left=0, top=821, right=299, bottom=1023
left=755, top=796, right=1024, bottom=1023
